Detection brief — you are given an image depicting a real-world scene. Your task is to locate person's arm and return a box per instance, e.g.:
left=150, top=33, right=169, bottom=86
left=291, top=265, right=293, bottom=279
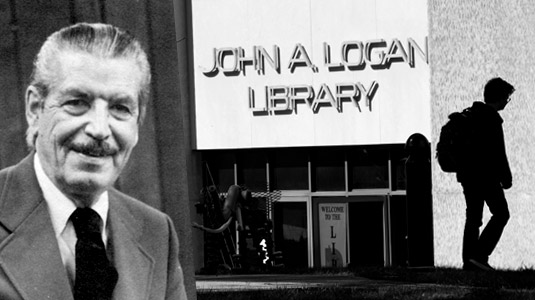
left=497, top=124, right=512, bottom=189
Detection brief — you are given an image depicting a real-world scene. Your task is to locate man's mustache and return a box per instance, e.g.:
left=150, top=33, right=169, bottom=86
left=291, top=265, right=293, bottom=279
left=69, top=140, right=118, bottom=157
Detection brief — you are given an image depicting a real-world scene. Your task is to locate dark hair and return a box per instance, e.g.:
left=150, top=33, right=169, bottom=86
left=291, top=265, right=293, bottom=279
left=484, top=77, right=515, bottom=104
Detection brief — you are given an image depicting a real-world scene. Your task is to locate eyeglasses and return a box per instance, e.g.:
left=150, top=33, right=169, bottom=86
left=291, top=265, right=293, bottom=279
left=507, top=90, right=515, bottom=103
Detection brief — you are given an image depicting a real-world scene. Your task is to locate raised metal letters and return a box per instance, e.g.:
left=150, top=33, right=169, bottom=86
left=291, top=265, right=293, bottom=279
left=248, top=81, right=379, bottom=115
left=202, top=38, right=427, bottom=116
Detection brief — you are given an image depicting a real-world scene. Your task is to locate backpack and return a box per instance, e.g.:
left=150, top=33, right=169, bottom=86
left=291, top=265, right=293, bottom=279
left=436, top=108, right=475, bottom=173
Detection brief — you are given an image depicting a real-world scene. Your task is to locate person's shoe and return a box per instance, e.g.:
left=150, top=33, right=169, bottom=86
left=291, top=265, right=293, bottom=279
left=469, top=258, right=495, bottom=271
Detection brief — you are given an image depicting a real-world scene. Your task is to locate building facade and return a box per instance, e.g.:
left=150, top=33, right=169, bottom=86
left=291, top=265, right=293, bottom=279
left=188, top=0, right=535, bottom=271
left=189, top=0, right=432, bottom=270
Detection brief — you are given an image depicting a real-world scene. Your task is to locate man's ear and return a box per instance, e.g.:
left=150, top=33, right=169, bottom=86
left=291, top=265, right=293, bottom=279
left=25, top=85, right=43, bottom=129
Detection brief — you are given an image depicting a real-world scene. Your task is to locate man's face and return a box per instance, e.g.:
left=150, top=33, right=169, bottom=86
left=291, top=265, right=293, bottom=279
left=27, top=50, right=143, bottom=204
left=497, top=94, right=512, bottom=111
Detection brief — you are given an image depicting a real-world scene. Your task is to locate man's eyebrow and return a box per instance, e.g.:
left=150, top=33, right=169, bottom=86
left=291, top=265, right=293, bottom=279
left=110, top=94, right=137, bottom=104
left=60, top=88, right=90, bottom=98
left=59, top=88, right=137, bottom=104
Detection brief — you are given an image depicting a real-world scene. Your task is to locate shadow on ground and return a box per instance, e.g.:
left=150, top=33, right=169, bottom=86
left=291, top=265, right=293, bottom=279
left=196, top=267, right=535, bottom=300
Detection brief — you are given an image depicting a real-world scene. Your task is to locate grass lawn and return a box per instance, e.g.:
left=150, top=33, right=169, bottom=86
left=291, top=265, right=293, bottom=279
left=197, top=267, right=535, bottom=300
left=354, top=266, right=535, bottom=290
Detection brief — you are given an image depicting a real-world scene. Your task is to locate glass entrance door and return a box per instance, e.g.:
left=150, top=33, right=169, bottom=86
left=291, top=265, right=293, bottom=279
left=273, top=201, right=308, bottom=268
left=313, top=196, right=388, bottom=268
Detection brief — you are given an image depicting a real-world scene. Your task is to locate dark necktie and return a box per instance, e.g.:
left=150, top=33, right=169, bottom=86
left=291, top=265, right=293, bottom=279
left=71, top=207, right=118, bottom=300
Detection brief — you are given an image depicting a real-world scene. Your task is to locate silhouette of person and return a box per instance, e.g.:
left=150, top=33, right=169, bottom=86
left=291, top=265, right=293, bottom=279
left=457, top=77, right=514, bottom=271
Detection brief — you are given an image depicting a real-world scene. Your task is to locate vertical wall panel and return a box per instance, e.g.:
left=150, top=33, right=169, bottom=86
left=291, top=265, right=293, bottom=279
left=149, top=0, right=198, bottom=298
left=72, top=0, right=102, bottom=23
left=430, top=0, right=535, bottom=269
left=0, top=1, right=26, bottom=168
left=14, top=1, right=71, bottom=85
left=105, top=0, right=149, bottom=46
left=0, top=0, right=71, bottom=168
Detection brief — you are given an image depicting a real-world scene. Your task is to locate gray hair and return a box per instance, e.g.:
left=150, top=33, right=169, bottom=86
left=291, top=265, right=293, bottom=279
left=26, top=22, right=151, bottom=148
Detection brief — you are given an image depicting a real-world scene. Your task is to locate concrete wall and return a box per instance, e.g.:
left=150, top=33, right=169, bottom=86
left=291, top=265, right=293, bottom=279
left=430, top=0, right=535, bottom=269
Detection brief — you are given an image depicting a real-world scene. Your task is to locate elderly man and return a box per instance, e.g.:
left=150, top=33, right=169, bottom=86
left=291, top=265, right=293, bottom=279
left=0, top=23, right=187, bottom=300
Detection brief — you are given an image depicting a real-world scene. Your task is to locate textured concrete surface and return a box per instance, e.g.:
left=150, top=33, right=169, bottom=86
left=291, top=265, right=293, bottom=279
left=430, top=0, right=535, bottom=269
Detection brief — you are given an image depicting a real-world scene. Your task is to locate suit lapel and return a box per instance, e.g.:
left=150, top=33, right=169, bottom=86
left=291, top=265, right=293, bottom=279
left=0, top=154, right=73, bottom=300
left=0, top=155, right=155, bottom=300
left=108, top=193, right=154, bottom=300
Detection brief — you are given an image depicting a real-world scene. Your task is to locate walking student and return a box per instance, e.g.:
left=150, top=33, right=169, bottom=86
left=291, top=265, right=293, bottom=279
left=458, top=77, right=514, bottom=271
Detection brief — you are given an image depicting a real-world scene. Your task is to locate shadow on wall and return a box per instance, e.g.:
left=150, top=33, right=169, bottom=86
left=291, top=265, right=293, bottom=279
left=325, top=246, right=344, bottom=268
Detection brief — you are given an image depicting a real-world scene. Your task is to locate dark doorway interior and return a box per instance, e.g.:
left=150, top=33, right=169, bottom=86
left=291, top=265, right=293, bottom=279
left=348, top=201, right=384, bottom=267
left=274, top=202, right=308, bottom=268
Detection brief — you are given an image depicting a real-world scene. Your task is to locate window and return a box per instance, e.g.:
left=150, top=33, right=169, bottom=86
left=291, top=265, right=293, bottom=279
left=274, top=202, right=308, bottom=268
left=237, top=150, right=267, bottom=192
left=271, top=148, right=309, bottom=190
left=390, top=146, right=408, bottom=191
left=311, top=147, right=345, bottom=191
left=203, top=150, right=235, bottom=190
left=348, top=147, right=389, bottom=190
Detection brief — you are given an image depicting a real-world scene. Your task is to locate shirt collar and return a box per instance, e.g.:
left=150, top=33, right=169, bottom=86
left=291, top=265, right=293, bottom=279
left=34, top=154, right=109, bottom=237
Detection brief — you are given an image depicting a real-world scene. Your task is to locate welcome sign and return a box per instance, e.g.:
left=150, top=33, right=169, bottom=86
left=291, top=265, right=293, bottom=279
left=191, top=0, right=430, bottom=149
left=318, top=203, right=348, bottom=267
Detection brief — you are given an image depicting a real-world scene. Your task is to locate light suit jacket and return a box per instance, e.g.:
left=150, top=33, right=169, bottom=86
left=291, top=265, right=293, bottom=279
left=0, top=154, right=187, bottom=300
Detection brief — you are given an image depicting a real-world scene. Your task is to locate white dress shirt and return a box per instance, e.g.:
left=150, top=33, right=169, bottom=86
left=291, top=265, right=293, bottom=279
left=34, top=155, right=110, bottom=288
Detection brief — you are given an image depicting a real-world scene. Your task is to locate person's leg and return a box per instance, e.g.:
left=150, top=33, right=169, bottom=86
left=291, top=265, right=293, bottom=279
left=478, top=181, right=509, bottom=263
left=461, top=182, right=485, bottom=267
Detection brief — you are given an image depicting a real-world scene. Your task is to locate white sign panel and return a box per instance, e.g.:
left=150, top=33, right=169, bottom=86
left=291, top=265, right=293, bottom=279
left=191, top=0, right=430, bottom=149
left=318, top=203, right=348, bottom=267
